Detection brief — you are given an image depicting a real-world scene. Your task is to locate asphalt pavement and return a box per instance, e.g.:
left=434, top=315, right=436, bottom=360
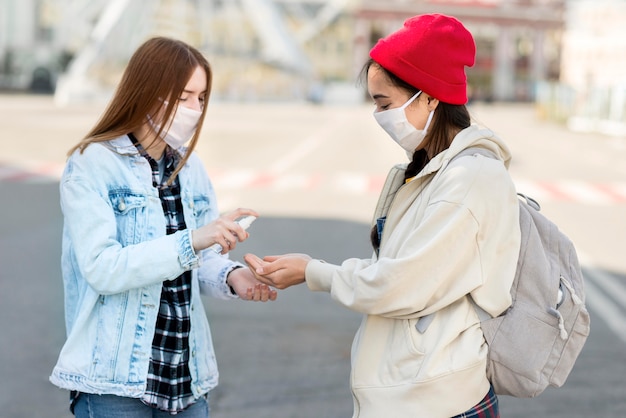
left=1, top=97, right=625, bottom=417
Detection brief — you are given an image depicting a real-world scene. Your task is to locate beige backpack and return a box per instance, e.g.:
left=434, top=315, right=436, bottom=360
left=461, top=148, right=591, bottom=397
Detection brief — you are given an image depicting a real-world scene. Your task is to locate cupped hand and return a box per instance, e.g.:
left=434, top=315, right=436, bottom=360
left=227, top=267, right=277, bottom=302
left=243, top=253, right=311, bottom=290
left=191, top=208, right=259, bottom=254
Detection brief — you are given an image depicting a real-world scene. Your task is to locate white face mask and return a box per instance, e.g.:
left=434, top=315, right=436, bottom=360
left=149, top=102, right=202, bottom=149
left=373, top=91, right=434, bottom=157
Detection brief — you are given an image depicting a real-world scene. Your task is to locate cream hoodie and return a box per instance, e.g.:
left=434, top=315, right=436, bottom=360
left=306, top=125, right=521, bottom=417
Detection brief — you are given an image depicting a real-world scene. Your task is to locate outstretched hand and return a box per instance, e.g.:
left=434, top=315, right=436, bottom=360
left=243, top=253, right=312, bottom=290
left=227, top=267, right=277, bottom=301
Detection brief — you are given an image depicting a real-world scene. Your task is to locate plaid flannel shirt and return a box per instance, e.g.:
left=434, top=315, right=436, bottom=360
left=130, top=134, right=196, bottom=414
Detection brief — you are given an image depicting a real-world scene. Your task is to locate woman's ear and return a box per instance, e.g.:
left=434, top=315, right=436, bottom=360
left=426, top=96, right=439, bottom=111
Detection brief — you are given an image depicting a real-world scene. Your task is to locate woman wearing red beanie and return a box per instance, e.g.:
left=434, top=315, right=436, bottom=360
left=245, top=14, right=520, bottom=418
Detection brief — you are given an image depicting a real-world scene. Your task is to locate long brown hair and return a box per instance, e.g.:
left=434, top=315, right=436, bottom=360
left=69, top=37, right=212, bottom=181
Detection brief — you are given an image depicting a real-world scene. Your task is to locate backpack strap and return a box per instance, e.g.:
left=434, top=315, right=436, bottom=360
left=415, top=313, right=436, bottom=333
left=416, top=300, right=492, bottom=334
left=518, top=193, right=541, bottom=211
left=470, top=297, right=493, bottom=322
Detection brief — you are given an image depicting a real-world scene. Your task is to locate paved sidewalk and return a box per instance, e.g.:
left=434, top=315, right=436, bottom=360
left=1, top=95, right=625, bottom=417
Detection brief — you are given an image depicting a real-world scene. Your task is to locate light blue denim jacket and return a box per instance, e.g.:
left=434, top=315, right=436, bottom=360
left=49, top=135, right=242, bottom=399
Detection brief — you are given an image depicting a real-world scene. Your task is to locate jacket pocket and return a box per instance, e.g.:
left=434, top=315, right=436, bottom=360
left=109, top=190, right=147, bottom=245
left=352, top=317, right=426, bottom=387
left=190, top=195, right=212, bottom=228
left=395, top=319, right=427, bottom=381
left=183, top=195, right=215, bottom=229
left=91, top=292, right=129, bottom=381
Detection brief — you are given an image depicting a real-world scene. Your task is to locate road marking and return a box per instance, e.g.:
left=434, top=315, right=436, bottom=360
left=555, top=180, right=616, bottom=205
left=583, top=269, right=626, bottom=345
left=267, top=114, right=341, bottom=175
left=210, top=172, right=626, bottom=205
left=596, top=182, right=626, bottom=201
left=2, top=161, right=626, bottom=205
left=212, top=170, right=256, bottom=189
left=4, top=159, right=625, bottom=346
left=268, top=133, right=323, bottom=174
left=273, top=173, right=316, bottom=191
left=586, top=265, right=626, bottom=304
left=513, top=179, right=551, bottom=201
left=578, top=252, right=626, bottom=344
left=333, top=172, right=370, bottom=194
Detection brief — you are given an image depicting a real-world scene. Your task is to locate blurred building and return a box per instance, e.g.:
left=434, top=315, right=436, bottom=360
left=0, top=0, right=363, bottom=103
left=354, top=0, right=564, bottom=102
left=0, top=0, right=69, bottom=92
left=545, top=0, right=626, bottom=136
left=1, top=0, right=566, bottom=104
left=200, top=0, right=361, bottom=103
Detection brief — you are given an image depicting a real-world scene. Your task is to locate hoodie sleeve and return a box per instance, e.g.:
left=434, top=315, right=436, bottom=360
left=305, top=201, right=482, bottom=318
left=305, top=153, right=520, bottom=320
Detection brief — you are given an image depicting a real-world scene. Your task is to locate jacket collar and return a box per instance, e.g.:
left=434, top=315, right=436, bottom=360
left=408, top=124, right=512, bottom=182
left=106, top=135, right=140, bottom=155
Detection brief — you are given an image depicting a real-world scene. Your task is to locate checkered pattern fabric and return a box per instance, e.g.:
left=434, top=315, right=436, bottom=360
left=130, top=134, right=196, bottom=413
left=451, top=386, right=499, bottom=418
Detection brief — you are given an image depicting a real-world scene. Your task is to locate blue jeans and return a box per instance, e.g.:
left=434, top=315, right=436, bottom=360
left=73, top=393, right=210, bottom=418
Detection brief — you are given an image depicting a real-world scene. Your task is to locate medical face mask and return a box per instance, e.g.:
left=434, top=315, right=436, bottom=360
left=373, top=91, right=434, bottom=157
left=149, top=103, right=202, bottom=149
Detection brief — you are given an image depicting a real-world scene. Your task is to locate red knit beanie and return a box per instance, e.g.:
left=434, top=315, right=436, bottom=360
left=370, top=14, right=476, bottom=105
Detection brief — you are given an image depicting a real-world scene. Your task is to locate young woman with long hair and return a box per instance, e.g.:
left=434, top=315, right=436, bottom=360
left=50, top=37, right=276, bottom=417
left=244, top=14, right=520, bottom=417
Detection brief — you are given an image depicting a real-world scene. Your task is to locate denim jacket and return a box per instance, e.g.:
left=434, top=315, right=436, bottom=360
left=49, top=135, right=241, bottom=398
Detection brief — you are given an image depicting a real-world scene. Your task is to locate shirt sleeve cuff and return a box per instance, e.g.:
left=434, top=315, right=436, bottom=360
left=217, top=262, right=244, bottom=299
left=177, top=229, right=200, bottom=270
left=226, top=264, right=245, bottom=296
